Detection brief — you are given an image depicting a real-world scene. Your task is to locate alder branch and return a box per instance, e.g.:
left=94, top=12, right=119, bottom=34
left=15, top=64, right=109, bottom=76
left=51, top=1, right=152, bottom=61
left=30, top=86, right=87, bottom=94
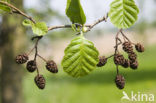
left=85, top=14, right=108, bottom=32
left=0, top=1, right=108, bottom=33
left=48, top=25, right=72, bottom=31
left=0, top=1, right=36, bottom=23
left=48, top=24, right=91, bottom=31
left=48, top=15, right=108, bottom=32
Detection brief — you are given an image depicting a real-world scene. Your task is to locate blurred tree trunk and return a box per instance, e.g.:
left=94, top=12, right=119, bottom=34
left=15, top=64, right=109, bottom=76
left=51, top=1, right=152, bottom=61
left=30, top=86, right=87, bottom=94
left=0, top=0, right=26, bottom=103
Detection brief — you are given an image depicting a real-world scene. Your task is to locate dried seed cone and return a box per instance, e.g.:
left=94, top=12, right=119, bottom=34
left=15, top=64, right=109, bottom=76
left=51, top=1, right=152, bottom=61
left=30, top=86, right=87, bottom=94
left=122, top=42, right=133, bottom=53
left=122, top=59, right=130, bottom=68
left=15, top=53, right=28, bottom=64
left=114, top=54, right=125, bottom=65
left=128, top=52, right=137, bottom=62
left=26, top=60, right=37, bottom=72
left=97, top=56, right=107, bottom=67
left=130, top=60, right=138, bottom=70
left=46, top=60, right=58, bottom=73
left=115, top=74, right=125, bottom=89
left=34, top=75, right=46, bottom=89
left=135, top=43, right=145, bottom=52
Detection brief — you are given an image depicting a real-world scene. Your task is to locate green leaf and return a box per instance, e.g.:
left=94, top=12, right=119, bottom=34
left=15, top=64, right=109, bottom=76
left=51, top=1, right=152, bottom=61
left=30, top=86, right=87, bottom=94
left=61, top=35, right=99, bottom=78
left=22, top=19, right=33, bottom=26
left=32, top=22, right=48, bottom=36
left=0, top=3, right=11, bottom=13
left=66, top=0, right=86, bottom=25
left=71, top=24, right=81, bottom=32
left=109, top=0, right=139, bottom=29
left=22, top=19, right=48, bottom=36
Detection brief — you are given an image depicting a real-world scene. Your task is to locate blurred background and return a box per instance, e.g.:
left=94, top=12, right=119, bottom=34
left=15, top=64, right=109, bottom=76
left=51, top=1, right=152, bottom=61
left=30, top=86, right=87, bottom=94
left=0, top=0, right=156, bottom=103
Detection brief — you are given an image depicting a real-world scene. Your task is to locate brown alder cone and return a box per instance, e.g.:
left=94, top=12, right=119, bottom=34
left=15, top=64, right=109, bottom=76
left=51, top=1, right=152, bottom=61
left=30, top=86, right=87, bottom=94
left=135, top=43, right=145, bottom=52
left=34, top=75, right=46, bottom=89
left=122, top=42, right=133, bottom=53
left=122, top=59, right=130, bottom=68
left=46, top=60, right=58, bottom=73
left=130, top=60, right=138, bottom=70
left=26, top=60, right=37, bottom=72
left=114, top=54, right=125, bottom=65
left=15, top=53, right=28, bottom=64
left=128, top=52, right=137, bottom=62
left=115, top=74, right=125, bottom=89
left=97, top=56, right=107, bottom=67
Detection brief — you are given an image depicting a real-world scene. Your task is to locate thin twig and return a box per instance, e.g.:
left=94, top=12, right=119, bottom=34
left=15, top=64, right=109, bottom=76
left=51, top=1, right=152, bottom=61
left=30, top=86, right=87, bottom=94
left=48, top=24, right=92, bottom=31
left=106, top=54, right=114, bottom=59
left=33, top=37, right=42, bottom=61
left=114, top=29, right=122, bottom=54
left=48, top=15, right=107, bottom=31
left=114, top=29, right=122, bottom=75
left=117, top=38, right=122, bottom=44
left=120, top=29, right=131, bottom=42
left=116, top=65, right=119, bottom=75
left=0, top=1, right=36, bottom=23
left=26, top=36, right=43, bottom=56
left=33, top=36, right=42, bottom=75
left=48, top=25, right=72, bottom=31
left=27, top=47, right=35, bottom=56
left=85, top=15, right=108, bottom=32
left=37, top=54, right=47, bottom=62
left=114, top=37, right=122, bottom=49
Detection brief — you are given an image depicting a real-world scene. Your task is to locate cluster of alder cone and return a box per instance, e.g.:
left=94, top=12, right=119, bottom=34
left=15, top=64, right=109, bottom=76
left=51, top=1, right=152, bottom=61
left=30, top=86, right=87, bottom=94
left=15, top=36, right=58, bottom=89
left=15, top=31, right=144, bottom=90
left=97, top=31, right=145, bottom=89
